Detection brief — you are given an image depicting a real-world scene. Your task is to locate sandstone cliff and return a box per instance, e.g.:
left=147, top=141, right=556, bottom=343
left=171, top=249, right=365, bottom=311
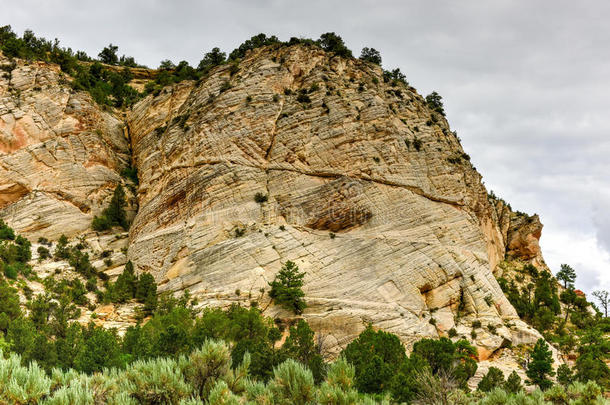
left=0, top=44, right=553, bottom=364
left=126, top=44, right=543, bottom=358
left=0, top=52, right=135, bottom=238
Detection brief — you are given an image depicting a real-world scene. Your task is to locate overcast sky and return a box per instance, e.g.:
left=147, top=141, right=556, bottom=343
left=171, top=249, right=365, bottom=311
left=4, top=0, right=609, bottom=296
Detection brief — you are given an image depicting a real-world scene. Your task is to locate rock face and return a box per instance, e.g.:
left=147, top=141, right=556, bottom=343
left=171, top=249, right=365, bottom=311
left=126, top=44, right=542, bottom=357
left=0, top=52, right=131, bottom=238
left=0, top=44, right=550, bottom=360
left=488, top=196, right=546, bottom=270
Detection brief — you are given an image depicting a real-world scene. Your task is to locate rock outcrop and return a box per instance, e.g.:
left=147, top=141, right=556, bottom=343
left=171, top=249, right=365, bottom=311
left=126, top=44, right=543, bottom=357
left=0, top=52, right=131, bottom=238
left=0, top=44, right=551, bottom=361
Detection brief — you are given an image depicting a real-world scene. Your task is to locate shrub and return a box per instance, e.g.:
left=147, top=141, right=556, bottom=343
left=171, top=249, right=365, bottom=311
left=122, top=357, right=191, bottom=404
left=197, top=47, right=226, bottom=73
left=3, top=264, right=18, bottom=279
left=268, top=261, right=306, bottom=314
left=268, top=359, right=316, bottom=404
left=504, top=370, right=523, bottom=393
left=359, top=47, right=381, bottom=65
left=135, top=272, right=157, bottom=314
left=254, top=192, right=268, bottom=203
left=0, top=352, right=51, bottom=403
left=413, top=137, right=422, bottom=151
left=121, top=166, right=138, bottom=185
left=219, top=81, right=232, bottom=93
left=296, top=93, right=311, bottom=103
left=318, top=32, right=352, bottom=58
left=556, top=364, right=574, bottom=386
left=342, top=326, right=407, bottom=395
left=183, top=340, right=232, bottom=398
left=382, top=68, right=407, bottom=86
left=228, top=33, right=280, bottom=61
left=448, top=328, right=458, bottom=338
left=472, top=320, right=482, bottom=329
left=37, top=246, right=51, bottom=261
left=425, top=91, right=445, bottom=116
left=98, top=43, right=119, bottom=65
left=0, top=220, right=15, bottom=240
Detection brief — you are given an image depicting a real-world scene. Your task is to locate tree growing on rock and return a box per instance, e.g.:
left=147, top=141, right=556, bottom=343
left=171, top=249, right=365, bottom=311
left=592, top=290, right=609, bottom=317
left=268, top=261, right=306, bottom=314
left=92, top=185, right=128, bottom=231
left=526, top=338, right=554, bottom=390
left=425, top=91, right=446, bottom=116
left=98, top=43, right=119, bottom=65
left=477, top=367, right=505, bottom=392
left=556, top=264, right=577, bottom=289
left=504, top=371, right=523, bottom=393
left=359, top=47, right=381, bottom=65
left=318, top=32, right=352, bottom=58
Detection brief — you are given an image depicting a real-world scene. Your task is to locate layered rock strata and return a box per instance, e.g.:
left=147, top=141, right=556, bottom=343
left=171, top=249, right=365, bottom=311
left=126, top=45, right=543, bottom=357
left=0, top=52, right=131, bottom=238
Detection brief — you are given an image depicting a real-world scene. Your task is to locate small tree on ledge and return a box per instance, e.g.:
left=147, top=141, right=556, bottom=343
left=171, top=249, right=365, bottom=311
left=92, top=185, right=128, bottom=231
left=268, top=261, right=306, bottom=314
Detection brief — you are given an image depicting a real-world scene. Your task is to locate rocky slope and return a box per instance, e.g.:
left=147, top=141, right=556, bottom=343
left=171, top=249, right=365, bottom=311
left=126, top=44, right=544, bottom=359
left=0, top=52, right=134, bottom=239
left=0, top=44, right=552, bottom=366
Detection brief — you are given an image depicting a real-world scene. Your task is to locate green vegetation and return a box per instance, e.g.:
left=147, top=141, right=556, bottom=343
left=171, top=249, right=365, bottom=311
left=360, top=47, right=382, bottom=65
left=254, top=192, right=268, bottom=203
left=499, top=262, right=610, bottom=390
left=0, top=215, right=607, bottom=403
left=382, top=68, right=408, bottom=86
left=318, top=32, right=353, bottom=58
left=0, top=26, right=141, bottom=108
left=425, top=91, right=446, bottom=116
left=478, top=367, right=505, bottom=392
left=268, top=261, right=306, bottom=314
left=592, top=289, right=609, bottom=317
left=121, top=165, right=138, bottom=185
left=556, top=263, right=576, bottom=289
left=92, top=184, right=128, bottom=231
left=0, top=219, right=32, bottom=280
left=526, top=339, right=555, bottom=390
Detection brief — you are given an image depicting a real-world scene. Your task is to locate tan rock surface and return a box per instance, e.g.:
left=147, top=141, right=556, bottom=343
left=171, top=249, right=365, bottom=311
left=126, top=45, right=541, bottom=356
left=0, top=53, right=131, bottom=238
left=0, top=45, right=555, bottom=365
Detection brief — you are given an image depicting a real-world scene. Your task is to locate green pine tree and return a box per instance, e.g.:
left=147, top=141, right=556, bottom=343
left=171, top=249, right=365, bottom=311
left=504, top=371, right=523, bottom=393
left=477, top=367, right=505, bottom=392
left=92, top=184, right=128, bottom=231
left=526, top=339, right=555, bottom=390
left=268, top=261, right=306, bottom=314
left=556, top=264, right=576, bottom=288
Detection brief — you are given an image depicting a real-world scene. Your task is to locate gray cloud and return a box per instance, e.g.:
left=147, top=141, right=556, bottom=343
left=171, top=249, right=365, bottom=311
left=3, top=0, right=610, bottom=292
